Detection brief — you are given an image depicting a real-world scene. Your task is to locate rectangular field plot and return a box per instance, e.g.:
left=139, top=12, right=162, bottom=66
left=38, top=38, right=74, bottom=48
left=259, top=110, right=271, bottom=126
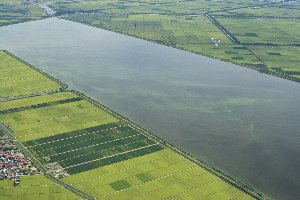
left=0, top=99, right=118, bottom=142
left=0, top=92, right=77, bottom=111
left=0, top=175, right=78, bottom=200
left=215, top=17, right=300, bottom=45
left=248, top=46, right=300, bottom=78
left=212, top=3, right=300, bottom=20
left=63, top=149, right=254, bottom=200
left=0, top=51, right=62, bottom=98
left=25, top=123, right=163, bottom=175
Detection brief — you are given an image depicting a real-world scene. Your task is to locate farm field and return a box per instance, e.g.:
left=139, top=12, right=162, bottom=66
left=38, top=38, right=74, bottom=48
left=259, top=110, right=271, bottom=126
left=0, top=91, right=77, bottom=111
left=0, top=96, right=118, bottom=142
left=0, top=50, right=62, bottom=98
left=0, top=0, right=45, bottom=27
left=52, top=0, right=260, bottom=14
left=211, top=2, right=300, bottom=18
left=25, top=122, right=163, bottom=175
left=214, top=17, right=300, bottom=45
left=209, top=3, right=300, bottom=78
left=248, top=45, right=300, bottom=76
left=0, top=175, right=78, bottom=200
left=63, top=149, right=253, bottom=200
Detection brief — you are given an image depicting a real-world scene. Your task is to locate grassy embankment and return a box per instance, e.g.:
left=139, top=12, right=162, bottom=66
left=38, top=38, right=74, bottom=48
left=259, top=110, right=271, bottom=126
left=0, top=50, right=262, bottom=199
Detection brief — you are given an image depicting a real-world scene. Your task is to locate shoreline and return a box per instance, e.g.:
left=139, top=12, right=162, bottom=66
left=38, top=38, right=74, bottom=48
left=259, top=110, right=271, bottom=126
left=1, top=15, right=298, bottom=85
left=60, top=15, right=299, bottom=85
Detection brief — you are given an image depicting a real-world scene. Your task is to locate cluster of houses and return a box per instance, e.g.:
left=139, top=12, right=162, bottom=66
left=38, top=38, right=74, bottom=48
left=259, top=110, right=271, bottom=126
left=0, top=133, right=39, bottom=185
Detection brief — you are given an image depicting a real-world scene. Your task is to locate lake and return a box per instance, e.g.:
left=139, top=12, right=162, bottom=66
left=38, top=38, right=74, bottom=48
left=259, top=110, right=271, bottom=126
left=0, top=18, right=299, bottom=200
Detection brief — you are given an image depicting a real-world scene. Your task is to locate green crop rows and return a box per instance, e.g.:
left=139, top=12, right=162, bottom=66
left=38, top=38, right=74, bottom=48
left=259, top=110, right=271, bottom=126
left=63, top=149, right=254, bottom=200
left=0, top=92, right=77, bottom=111
left=25, top=123, right=163, bottom=174
left=0, top=97, right=82, bottom=114
left=0, top=95, right=118, bottom=142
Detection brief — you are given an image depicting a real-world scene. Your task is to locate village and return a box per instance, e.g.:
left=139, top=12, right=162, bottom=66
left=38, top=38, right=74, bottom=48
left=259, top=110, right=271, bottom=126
left=0, top=130, right=40, bottom=186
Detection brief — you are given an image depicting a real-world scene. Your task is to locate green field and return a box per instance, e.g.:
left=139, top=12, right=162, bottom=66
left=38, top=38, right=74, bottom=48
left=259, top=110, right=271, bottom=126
left=0, top=92, right=77, bottom=111
left=63, top=149, right=253, bottom=200
left=0, top=0, right=45, bottom=27
left=0, top=97, right=118, bottom=141
left=249, top=45, right=300, bottom=76
left=215, top=17, right=300, bottom=45
left=212, top=2, right=300, bottom=18
left=210, top=3, right=300, bottom=77
left=0, top=175, right=78, bottom=200
left=25, top=123, right=163, bottom=174
left=0, top=51, right=62, bottom=98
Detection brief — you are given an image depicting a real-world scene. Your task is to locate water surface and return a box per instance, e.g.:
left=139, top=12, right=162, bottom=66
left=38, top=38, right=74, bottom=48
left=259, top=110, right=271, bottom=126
left=0, top=18, right=299, bottom=200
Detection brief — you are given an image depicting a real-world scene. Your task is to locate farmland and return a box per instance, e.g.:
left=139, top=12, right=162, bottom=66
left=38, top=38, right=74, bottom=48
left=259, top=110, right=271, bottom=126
left=48, top=0, right=300, bottom=82
left=0, top=50, right=62, bottom=98
left=248, top=46, right=300, bottom=78
left=210, top=2, right=300, bottom=78
left=214, top=17, right=300, bottom=45
left=0, top=92, right=77, bottom=111
left=0, top=94, right=118, bottom=142
left=0, top=0, right=298, bottom=199
left=63, top=149, right=254, bottom=200
left=0, top=175, right=78, bottom=200
left=0, top=51, right=259, bottom=199
left=0, top=0, right=45, bottom=27
left=25, top=123, right=163, bottom=175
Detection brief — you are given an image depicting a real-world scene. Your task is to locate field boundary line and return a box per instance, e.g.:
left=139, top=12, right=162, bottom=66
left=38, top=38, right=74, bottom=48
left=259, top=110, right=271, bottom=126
left=27, top=124, right=124, bottom=147
left=102, top=165, right=198, bottom=198
left=43, top=133, right=142, bottom=157
left=64, top=143, right=159, bottom=169
left=73, top=153, right=178, bottom=184
left=0, top=97, right=82, bottom=114
left=51, top=136, right=147, bottom=163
